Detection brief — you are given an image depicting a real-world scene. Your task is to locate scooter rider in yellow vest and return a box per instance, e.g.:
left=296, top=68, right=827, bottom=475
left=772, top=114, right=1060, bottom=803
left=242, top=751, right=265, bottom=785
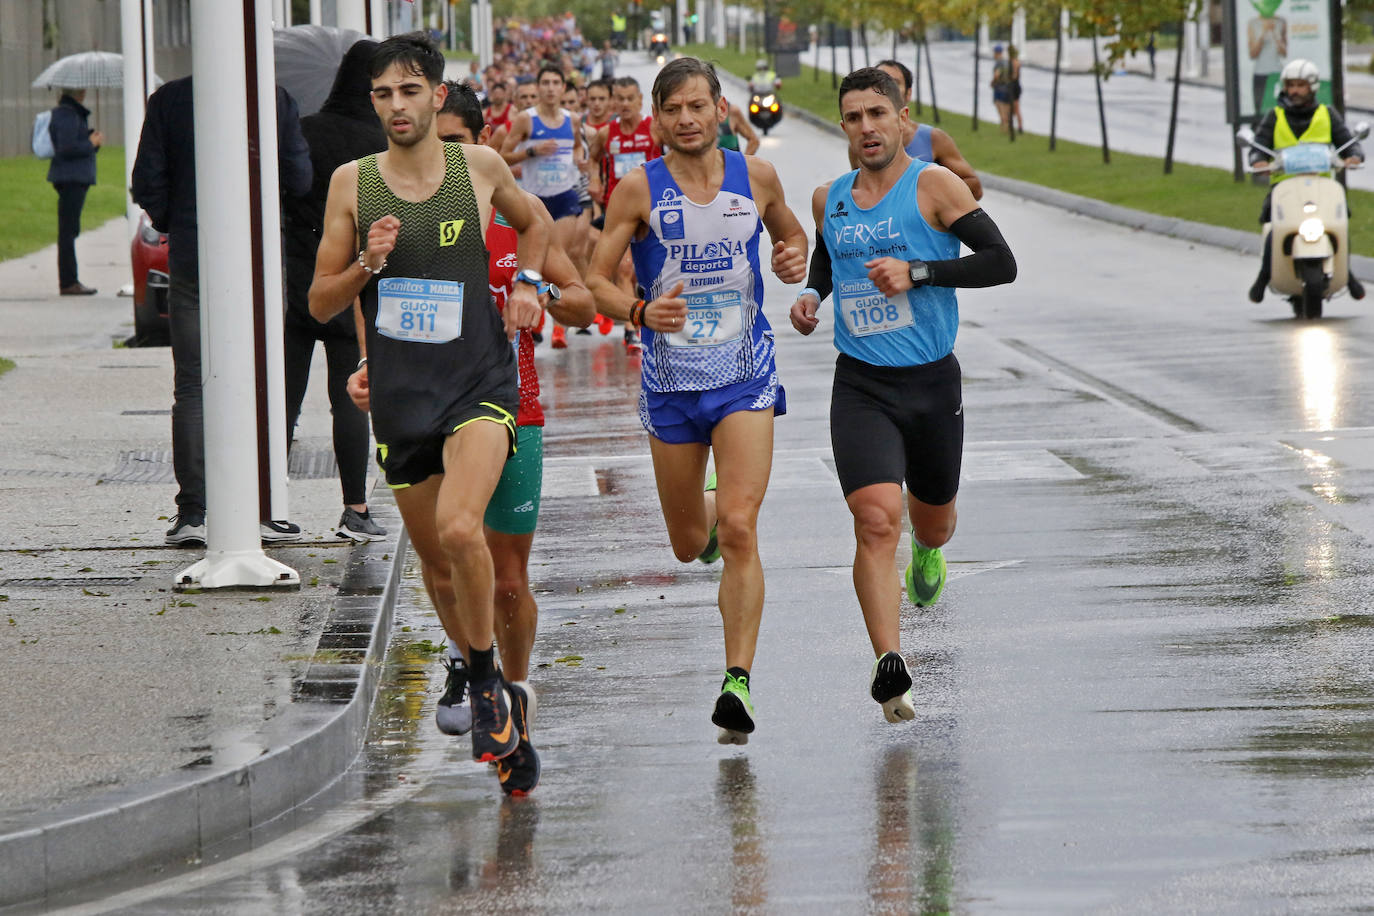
left=1248, top=58, right=1364, bottom=302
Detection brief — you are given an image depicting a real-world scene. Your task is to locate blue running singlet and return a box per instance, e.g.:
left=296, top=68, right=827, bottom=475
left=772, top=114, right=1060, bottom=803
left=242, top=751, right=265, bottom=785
left=631, top=150, right=773, bottom=392
left=906, top=123, right=934, bottom=162
left=823, top=160, right=960, bottom=367
left=518, top=107, right=578, bottom=198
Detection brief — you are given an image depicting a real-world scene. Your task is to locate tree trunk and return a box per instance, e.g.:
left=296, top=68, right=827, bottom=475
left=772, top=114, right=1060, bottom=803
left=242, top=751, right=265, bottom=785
left=924, top=39, right=940, bottom=124
left=860, top=23, right=870, bottom=68
left=831, top=22, right=838, bottom=89
left=971, top=30, right=980, bottom=131
left=914, top=33, right=923, bottom=116
left=1091, top=31, right=1110, bottom=163
left=1165, top=17, right=1185, bottom=173
left=1050, top=9, right=1062, bottom=150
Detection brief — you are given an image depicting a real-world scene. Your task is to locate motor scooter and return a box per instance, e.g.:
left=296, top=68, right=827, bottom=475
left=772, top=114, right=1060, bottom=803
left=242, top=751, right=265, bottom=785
left=650, top=33, right=670, bottom=66
left=1236, top=122, right=1369, bottom=319
left=748, top=90, right=782, bottom=135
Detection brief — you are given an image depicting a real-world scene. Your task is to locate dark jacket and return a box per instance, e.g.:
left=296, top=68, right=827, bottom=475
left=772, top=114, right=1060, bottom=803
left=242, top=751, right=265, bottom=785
left=130, top=76, right=313, bottom=282
left=283, top=40, right=386, bottom=334
left=1250, top=94, right=1364, bottom=166
left=46, top=94, right=98, bottom=186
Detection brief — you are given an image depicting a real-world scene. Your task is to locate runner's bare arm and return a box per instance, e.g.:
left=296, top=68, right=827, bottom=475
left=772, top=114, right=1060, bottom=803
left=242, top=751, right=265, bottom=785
left=932, top=129, right=983, bottom=200
left=348, top=301, right=369, bottom=412
left=748, top=157, right=807, bottom=285
left=311, top=161, right=389, bottom=322
left=588, top=125, right=608, bottom=202
left=589, top=170, right=687, bottom=333
left=522, top=191, right=593, bottom=328
left=499, top=113, right=532, bottom=164
left=476, top=145, right=549, bottom=337
left=790, top=182, right=832, bottom=335
left=919, top=163, right=980, bottom=230
left=572, top=114, right=586, bottom=170
left=733, top=106, right=759, bottom=155
left=586, top=168, right=648, bottom=322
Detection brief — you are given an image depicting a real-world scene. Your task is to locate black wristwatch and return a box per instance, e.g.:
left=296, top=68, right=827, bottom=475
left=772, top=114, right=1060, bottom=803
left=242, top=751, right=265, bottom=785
left=545, top=282, right=562, bottom=302
left=908, top=260, right=931, bottom=288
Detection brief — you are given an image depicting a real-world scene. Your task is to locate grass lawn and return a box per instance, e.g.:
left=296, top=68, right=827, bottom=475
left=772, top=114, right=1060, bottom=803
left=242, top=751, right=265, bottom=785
left=0, top=146, right=127, bottom=262
left=680, top=43, right=1374, bottom=257
left=0, top=357, right=14, bottom=378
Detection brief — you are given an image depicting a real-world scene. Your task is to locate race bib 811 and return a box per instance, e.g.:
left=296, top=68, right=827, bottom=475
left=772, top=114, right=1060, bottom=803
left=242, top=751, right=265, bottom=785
left=376, top=277, right=464, bottom=343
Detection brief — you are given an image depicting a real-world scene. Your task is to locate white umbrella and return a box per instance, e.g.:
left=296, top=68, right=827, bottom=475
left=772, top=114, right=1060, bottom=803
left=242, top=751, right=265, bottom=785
left=31, top=51, right=161, bottom=90
left=274, top=24, right=369, bottom=117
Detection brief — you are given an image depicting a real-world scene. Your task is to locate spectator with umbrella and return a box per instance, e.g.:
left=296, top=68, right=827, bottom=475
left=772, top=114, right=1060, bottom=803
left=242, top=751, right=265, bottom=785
left=45, top=86, right=102, bottom=295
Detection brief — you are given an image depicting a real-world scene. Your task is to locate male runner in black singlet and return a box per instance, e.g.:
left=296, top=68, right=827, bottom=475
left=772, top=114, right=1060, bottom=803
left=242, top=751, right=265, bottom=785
left=309, top=33, right=549, bottom=787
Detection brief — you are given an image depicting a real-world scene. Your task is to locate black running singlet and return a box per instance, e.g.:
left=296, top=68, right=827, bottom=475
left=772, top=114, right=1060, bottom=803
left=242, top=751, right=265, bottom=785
left=355, top=143, right=516, bottom=447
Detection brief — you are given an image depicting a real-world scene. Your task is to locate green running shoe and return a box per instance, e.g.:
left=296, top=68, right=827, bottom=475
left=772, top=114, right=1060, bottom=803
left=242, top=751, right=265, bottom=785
left=711, top=671, right=755, bottom=745
left=904, top=544, right=947, bottom=607
left=698, top=471, right=721, bottom=564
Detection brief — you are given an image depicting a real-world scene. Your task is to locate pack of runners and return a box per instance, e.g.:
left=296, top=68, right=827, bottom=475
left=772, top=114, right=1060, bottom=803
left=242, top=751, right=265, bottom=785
left=311, top=32, right=1015, bottom=797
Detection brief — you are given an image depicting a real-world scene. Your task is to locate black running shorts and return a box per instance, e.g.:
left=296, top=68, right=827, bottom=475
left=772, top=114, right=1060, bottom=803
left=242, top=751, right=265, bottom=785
left=377, top=397, right=517, bottom=490
left=829, top=352, right=963, bottom=504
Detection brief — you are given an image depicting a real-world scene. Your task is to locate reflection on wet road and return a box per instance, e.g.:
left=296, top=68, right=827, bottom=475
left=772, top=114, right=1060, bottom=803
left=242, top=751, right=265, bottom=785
left=62, top=59, right=1374, bottom=913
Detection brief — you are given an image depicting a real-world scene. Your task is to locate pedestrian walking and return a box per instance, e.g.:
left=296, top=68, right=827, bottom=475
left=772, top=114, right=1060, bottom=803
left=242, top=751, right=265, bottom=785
left=790, top=67, right=1016, bottom=723
left=46, top=88, right=102, bottom=295
left=587, top=57, right=808, bottom=745
left=309, top=33, right=550, bottom=792
left=282, top=40, right=389, bottom=544
left=991, top=45, right=1013, bottom=133
left=131, top=76, right=313, bottom=548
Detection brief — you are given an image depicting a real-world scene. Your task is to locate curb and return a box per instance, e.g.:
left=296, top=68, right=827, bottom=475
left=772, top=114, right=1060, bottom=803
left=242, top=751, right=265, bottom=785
left=0, top=489, right=408, bottom=909
left=719, top=67, right=1374, bottom=283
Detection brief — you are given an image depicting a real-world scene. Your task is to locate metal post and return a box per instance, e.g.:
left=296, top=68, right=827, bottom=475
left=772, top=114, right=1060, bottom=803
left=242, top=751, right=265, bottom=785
left=1091, top=31, right=1109, bottom=163
left=1050, top=9, right=1062, bottom=150
left=1165, top=15, right=1185, bottom=173
left=179, top=0, right=298, bottom=590
left=337, top=0, right=366, bottom=32
left=120, top=0, right=152, bottom=233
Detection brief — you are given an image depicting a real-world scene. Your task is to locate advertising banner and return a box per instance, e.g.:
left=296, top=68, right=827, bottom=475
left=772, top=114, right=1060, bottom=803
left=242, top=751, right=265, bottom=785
left=1225, top=0, right=1336, bottom=123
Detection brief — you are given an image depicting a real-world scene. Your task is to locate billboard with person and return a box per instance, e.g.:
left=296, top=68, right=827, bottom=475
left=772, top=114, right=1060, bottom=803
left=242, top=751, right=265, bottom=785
left=1224, top=0, right=1338, bottom=123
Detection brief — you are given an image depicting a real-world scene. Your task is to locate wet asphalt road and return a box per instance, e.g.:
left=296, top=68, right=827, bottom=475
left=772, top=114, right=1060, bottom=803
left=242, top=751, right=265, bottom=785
left=64, top=62, right=1374, bottom=914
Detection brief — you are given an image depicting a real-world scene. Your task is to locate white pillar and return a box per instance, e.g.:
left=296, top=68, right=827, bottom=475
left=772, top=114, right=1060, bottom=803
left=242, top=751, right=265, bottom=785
left=120, top=0, right=151, bottom=233
left=676, top=0, right=687, bottom=45
left=272, top=0, right=289, bottom=27
left=1011, top=7, right=1026, bottom=54
left=978, top=18, right=989, bottom=58
left=337, top=0, right=366, bottom=33
left=370, top=0, right=387, bottom=37
left=1198, top=0, right=1211, bottom=77
left=482, top=0, right=494, bottom=67
left=309, top=0, right=322, bottom=26
left=738, top=5, right=746, bottom=54
left=713, top=0, right=724, bottom=48
left=180, top=0, right=298, bottom=590
left=1059, top=8, right=1071, bottom=69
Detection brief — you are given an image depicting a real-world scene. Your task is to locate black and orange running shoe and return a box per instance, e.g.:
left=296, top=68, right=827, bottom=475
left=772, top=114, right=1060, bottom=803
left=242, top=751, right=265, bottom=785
left=469, top=674, right=519, bottom=763
left=497, top=681, right=541, bottom=797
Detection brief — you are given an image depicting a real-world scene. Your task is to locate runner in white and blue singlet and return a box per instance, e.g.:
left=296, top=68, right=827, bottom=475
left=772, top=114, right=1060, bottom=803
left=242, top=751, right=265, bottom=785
left=501, top=65, right=586, bottom=254
left=631, top=151, right=774, bottom=397
left=792, top=67, right=1015, bottom=727
left=587, top=57, right=808, bottom=746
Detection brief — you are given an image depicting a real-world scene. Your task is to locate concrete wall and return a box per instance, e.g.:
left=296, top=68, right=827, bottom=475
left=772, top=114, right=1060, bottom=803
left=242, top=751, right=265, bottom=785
left=0, top=0, right=193, bottom=159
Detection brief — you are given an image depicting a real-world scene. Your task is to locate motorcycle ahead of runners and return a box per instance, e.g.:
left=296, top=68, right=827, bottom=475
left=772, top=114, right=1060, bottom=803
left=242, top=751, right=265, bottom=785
left=1236, top=122, right=1370, bottom=319
left=747, top=89, right=782, bottom=135
left=650, top=32, right=670, bottom=66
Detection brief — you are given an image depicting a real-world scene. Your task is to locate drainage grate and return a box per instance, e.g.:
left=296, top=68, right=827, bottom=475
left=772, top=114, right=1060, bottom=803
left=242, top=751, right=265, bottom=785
left=100, top=447, right=341, bottom=484
left=2, top=577, right=142, bottom=588
left=120, top=410, right=171, bottom=416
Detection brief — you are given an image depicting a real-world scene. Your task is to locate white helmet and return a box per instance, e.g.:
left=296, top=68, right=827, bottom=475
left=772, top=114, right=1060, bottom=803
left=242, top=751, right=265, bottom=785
left=1279, top=58, right=1319, bottom=93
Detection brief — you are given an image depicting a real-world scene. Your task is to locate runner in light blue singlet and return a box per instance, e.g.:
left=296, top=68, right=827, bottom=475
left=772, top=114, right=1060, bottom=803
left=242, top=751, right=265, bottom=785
left=823, top=158, right=960, bottom=368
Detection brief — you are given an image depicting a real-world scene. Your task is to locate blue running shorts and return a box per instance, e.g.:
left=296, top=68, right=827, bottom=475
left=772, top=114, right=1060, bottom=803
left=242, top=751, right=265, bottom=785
left=638, top=372, right=786, bottom=445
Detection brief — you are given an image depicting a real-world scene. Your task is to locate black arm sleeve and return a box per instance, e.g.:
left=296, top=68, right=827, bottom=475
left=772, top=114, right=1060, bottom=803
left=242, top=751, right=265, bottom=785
left=804, top=227, right=832, bottom=300
left=923, top=209, right=1016, bottom=289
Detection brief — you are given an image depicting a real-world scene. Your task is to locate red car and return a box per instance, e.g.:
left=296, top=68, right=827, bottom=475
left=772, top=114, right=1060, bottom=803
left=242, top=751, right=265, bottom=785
left=130, top=210, right=170, bottom=346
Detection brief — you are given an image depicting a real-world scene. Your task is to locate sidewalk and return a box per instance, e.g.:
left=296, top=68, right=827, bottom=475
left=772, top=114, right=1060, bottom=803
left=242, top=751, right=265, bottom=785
left=0, top=219, right=404, bottom=907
